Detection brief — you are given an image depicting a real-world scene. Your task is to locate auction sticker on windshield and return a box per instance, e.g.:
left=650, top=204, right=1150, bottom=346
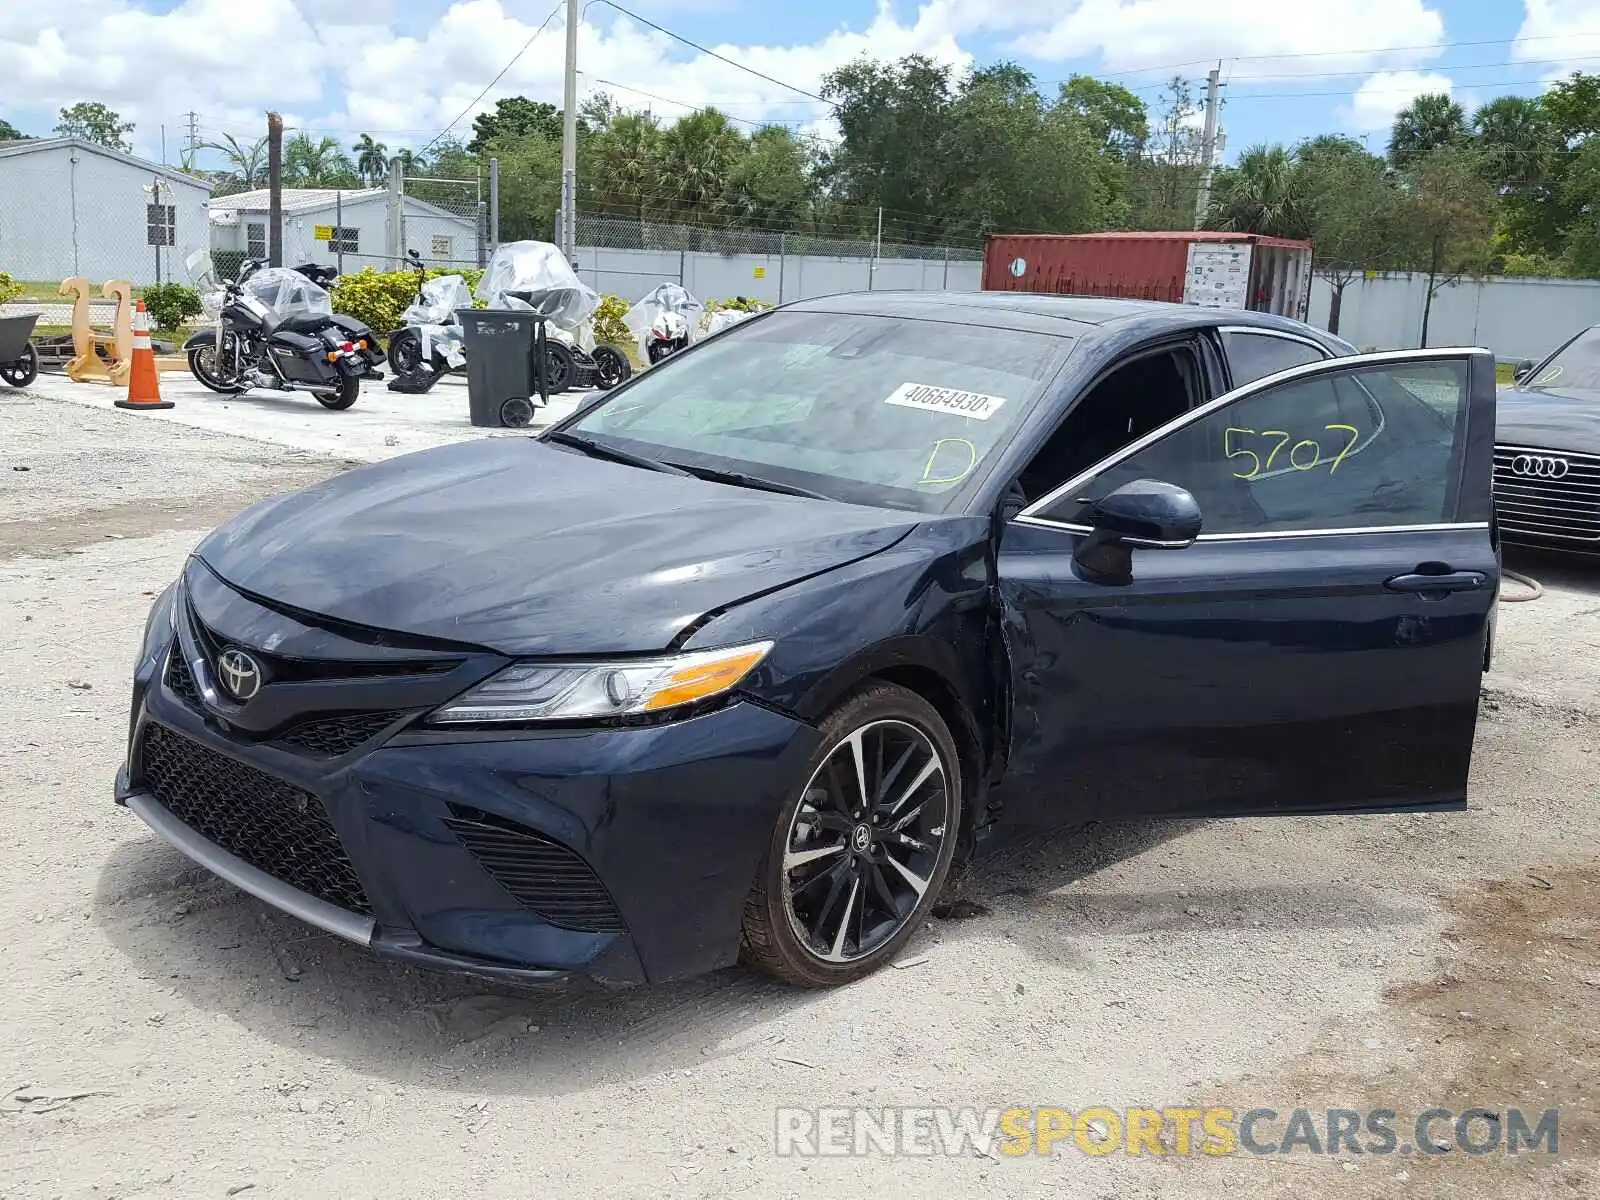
left=885, top=382, right=1008, bottom=420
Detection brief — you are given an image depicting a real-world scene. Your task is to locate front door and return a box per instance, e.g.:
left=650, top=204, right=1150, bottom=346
left=995, top=349, right=1498, bottom=822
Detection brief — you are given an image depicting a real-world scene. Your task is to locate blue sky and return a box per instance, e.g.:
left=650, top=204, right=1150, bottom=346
left=2, top=1, right=1594, bottom=171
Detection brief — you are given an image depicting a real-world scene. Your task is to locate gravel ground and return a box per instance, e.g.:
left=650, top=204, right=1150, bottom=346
left=1, top=392, right=1597, bottom=1199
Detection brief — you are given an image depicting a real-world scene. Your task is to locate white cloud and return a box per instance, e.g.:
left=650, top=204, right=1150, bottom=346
left=1512, top=0, right=1600, bottom=81
left=1339, top=70, right=1454, bottom=133
left=996, top=0, right=1447, bottom=80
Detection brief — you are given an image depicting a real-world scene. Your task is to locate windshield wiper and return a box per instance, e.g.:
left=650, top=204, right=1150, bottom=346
left=664, top=461, right=830, bottom=500
left=541, top=430, right=689, bottom=476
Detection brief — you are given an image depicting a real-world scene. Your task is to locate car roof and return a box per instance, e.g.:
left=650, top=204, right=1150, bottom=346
left=784, top=290, right=1349, bottom=349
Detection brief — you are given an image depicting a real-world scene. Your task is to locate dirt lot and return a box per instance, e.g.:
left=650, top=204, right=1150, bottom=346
left=2, top=390, right=1598, bottom=1199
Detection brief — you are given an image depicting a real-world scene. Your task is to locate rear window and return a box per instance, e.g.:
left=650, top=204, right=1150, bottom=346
left=572, top=311, right=1074, bottom=512
left=1224, top=330, right=1328, bottom=386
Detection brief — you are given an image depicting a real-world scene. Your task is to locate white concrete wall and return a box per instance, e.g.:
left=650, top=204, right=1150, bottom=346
left=0, top=144, right=209, bottom=285
left=210, top=197, right=480, bottom=272
left=574, top=245, right=983, bottom=306
left=1307, top=272, right=1600, bottom=361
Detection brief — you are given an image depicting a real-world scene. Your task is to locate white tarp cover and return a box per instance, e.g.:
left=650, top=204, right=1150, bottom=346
left=475, top=241, right=598, bottom=334
left=624, top=283, right=704, bottom=357
left=701, top=307, right=756, bottom=338
left=402, top=274, right=473, bottom=366
left=243, top=267, right=333, bottom=317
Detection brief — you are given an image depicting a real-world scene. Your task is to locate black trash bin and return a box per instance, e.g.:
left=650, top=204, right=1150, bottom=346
left=456, top=308, right=547, bottom=428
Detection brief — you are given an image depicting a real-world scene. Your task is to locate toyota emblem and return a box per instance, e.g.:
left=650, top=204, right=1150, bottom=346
left=1509, top=454, right=1570, bottom=479
left=216, top=648, right=263, bottom=702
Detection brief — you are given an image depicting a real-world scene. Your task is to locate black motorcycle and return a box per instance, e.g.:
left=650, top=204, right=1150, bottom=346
left=291, top=262, right=386, bottom=378
left=184, top=260, right=365, bottom=409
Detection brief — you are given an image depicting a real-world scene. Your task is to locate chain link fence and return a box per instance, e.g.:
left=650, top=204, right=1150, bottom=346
left=576, top=213, right=982, bottom=262
left=401, top=175, right=487, bottom=269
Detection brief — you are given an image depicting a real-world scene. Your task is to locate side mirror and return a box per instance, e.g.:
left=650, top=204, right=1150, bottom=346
left=1511, top=359, right=1535, bottom=383
left=1074, top=478, right=1202, bottom=583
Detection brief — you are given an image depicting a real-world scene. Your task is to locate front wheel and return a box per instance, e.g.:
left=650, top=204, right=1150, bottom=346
left=0, top=343, right=39, bottom=388
left=187, top=338, right=245, bottom=393
left=543, top=342, right=576, bottom=394
left=317, top=373, right=360, bottom=410
left=388, top=328, right=427, bottom=378
left=740, top=682, right=962, bottom=987
left=591, top=343, right=632, bottom=390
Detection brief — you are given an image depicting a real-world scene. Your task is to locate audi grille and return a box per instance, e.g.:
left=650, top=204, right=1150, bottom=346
left=1492, top=444, right=1600, bottom=548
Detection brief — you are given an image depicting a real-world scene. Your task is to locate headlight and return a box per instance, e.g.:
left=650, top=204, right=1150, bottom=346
left=137, top=582, right=179, bottom=670
left=429, top=641, right=773, bottom=725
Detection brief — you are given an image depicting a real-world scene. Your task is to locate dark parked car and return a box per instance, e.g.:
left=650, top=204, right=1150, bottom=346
left=117, top=293, right=1500, bottom=989
left=1498, top=328, right=1600, bottom=555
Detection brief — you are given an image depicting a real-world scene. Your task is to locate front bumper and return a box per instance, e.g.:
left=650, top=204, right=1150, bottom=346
left=118, top=647, right=818, bottom=987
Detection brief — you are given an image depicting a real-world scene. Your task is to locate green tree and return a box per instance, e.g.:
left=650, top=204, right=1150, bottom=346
left=579, top=92, right=621, bottom=134
left=1388, top=93, right=1468, bottom=170
left=468, top=97, right=563, bottom=153
left=1128, top=77, right=1205, bottom=229
left=1204, top=143, right=1307, bottom=237
left=1057, top=75, right=1148, bottom=160
left=1396, top=148, right=1497, bottom=346
left=0, top=119, right=31, bottom=140
left=1296, top=141, right=1398, bottom=333
left=726, top=126, right=812, bottom=228
left=205, top=133, right=268, bottom=189
left=284, top=133, right=359, bottom=187
left=585, top=111, right=662, bottom=220
left=55, top=101, right=134, bottom=150
left=352, top=133, right=389, bottom=183
left=486, top=133, right=561, bottom=241
left=392, top=147, right=427, bottom=173
left=656, top=107, right=744, bottom=222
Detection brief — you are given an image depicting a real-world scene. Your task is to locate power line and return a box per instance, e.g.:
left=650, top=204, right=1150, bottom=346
left=583, top=0, right=834, bottom=106
left=422, top=0, right=564, bottom=154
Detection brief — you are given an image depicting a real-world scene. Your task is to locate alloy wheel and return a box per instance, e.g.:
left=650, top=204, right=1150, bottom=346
left=781, top=719, right=950, bottom=964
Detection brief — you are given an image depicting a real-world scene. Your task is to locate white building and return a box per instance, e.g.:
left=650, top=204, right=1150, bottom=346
left=207, top=188, right=481, bottom=272
left=0, top=137, right=213, bottom=286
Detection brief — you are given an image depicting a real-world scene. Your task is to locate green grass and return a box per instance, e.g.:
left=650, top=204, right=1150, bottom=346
left=1495, top=362, right=1515, bottom=385
left=5, top=280, right=155, bottom=303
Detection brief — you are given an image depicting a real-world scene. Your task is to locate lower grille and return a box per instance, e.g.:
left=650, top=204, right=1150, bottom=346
left=444, top=806, right=625, bottom=933
left=139, top=724, right=372, bottom=916
left=1493, top=446, right=1600, bottom=544
left=274, top=711, right=409, bottom=758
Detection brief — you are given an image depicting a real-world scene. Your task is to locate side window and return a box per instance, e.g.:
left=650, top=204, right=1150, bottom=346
left=1042, top=359, right=1470, bottom=536
left=1223, top=330, right=1328, bottom=386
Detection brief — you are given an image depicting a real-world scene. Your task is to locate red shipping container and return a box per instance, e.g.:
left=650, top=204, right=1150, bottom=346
left=983, top=231, right=1314, bottom=318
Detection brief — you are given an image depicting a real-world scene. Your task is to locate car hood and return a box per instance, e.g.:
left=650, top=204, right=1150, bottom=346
left=1497, top=387, right=1600, bottom=455
left=195, top=437, right=921, bottom=655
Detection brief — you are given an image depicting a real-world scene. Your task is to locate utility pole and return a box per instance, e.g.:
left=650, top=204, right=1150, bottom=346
left=870, top=206, right=882, bottom=290
left=1194, top=64, right=1221, bottom=229
left=186, top=111, right=200, bottom=163
left=560, top=0, right=579, bottom=266
left=267, top=112, right=284, bottom=267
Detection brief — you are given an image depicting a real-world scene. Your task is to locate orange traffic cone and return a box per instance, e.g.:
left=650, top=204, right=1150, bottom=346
left=114, top=299, right=174, bottom=411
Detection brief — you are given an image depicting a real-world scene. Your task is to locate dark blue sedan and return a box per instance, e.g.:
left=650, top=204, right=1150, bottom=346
left=117, top=292, right=1501, bottom=988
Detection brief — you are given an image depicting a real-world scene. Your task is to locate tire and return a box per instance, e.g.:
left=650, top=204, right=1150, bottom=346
left=740, top=682, right=963, bottom=987
left=317, top=373, right=360, bottom=410
left=0, top=342, right=39, bottom=388
left=499, top=396, right=534, bottom=427
left=591, top=343, right=632, bottom=390
left=187, top=339, right=245, bottom=394
left=543, top=342, right=576, bottom=394
left=388, top=329, right=426, bottom=378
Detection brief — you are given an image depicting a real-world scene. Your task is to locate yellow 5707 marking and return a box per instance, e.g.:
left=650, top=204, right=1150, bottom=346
left=1225, top=423, right=1368, bottom=479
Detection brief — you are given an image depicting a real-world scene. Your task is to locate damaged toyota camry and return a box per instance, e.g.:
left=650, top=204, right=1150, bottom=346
left=118, top=293, right=1501, bottom=989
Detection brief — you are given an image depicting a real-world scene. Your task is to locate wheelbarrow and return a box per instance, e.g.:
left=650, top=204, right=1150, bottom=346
left=0, top=313, right=40, bottom=388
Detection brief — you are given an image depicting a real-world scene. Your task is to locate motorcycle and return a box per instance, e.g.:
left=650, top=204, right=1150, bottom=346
left=625, top=283, right=703, bottom=364
left=182, top=253, right=366, bottom=410
left=388, top=244, right=633, bottom=394
left=290, top=262, right=386, bottom=379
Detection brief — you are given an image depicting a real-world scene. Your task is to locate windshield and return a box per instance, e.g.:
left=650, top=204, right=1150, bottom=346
left=565, top=311, right=1073, bottom=512
left=1528, top=326, right=1600, bottom=391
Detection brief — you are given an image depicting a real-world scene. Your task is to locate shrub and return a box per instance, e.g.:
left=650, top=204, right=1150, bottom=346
left=593, top=294, right=630, bottom=345
left=0, top=272, right=23, bottom=306
left=704, top=296, right=773, bottom=314
left=331, top=266, right=489, bottom=332
left=141, top=282, right=203, bottom=332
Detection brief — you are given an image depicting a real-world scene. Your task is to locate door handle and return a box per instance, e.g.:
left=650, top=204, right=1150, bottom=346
left=1384, top=571, right=1487, bottom=594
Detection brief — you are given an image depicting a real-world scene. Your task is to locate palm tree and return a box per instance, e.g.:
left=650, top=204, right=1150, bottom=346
left=1388, top=94, right=1468, bottom=170
left=657, top=108, right=742, bottom=222
left=393, top=147, right=426, bottom=174
left=1472, top=95, right=1556, bottom=192
left=285, top=133, right=358, bottom=187
left=353, top=133, right=389, bottom=183
left=591, top=112, right=661, bottom=221
left=1205, top=144, right=1307, bottom=237
left=205, top=133, right=268, bottom=189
